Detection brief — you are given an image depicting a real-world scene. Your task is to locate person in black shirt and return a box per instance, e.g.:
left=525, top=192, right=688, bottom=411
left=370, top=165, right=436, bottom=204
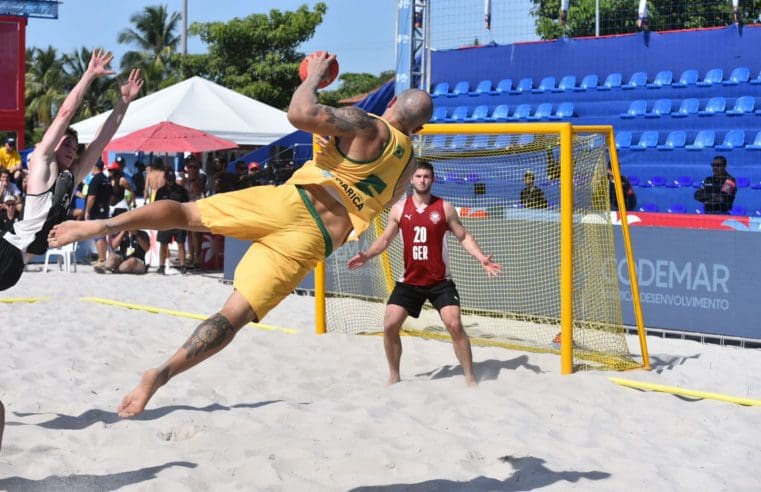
left=609, top=167, right=637, bottom=211
left=86, top=159, right=113, bottom=267
left=519, top=170, right=548, bottom=209
left=97, top=227, right=150, bottom=274
left=695, top=155, right=737, bottom=214
left=154, top=169, right=189, bottom=274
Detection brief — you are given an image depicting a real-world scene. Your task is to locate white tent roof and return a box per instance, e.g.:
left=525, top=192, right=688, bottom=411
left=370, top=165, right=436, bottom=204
left=72, top=76, right=295, bottom=146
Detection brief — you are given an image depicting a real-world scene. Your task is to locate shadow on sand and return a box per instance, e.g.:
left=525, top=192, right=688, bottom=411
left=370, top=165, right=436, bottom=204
left=415, top=355, right=544, bottom=383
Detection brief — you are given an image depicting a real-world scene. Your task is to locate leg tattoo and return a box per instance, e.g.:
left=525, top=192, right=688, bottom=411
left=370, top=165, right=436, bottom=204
left=182, top=313, right=235, bottom=359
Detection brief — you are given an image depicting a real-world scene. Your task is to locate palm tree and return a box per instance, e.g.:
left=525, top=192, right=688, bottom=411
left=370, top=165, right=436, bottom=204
left=117, top=4, right=181, bottom=87
left=25, top=46, right=66, bottom=141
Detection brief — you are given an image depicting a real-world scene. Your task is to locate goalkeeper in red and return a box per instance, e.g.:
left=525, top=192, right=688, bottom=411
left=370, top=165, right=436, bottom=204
left=348, top=161, right=501, bottom=386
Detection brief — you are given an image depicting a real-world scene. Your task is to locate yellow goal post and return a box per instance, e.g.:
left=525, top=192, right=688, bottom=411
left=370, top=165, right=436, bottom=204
left=314, top=122, right=649, bottom=374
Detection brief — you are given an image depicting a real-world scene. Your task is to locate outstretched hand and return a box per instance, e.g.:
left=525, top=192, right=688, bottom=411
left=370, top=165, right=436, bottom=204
left=347, top=251, right=369, bottom=270
left=120, top=68, right=144, bottom=103
left=481, top=255, right=502, bottom=278
left=87, top=48, right=115, bottom=78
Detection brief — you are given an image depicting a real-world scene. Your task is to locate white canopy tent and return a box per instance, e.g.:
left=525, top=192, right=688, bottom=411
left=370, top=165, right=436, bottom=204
left=72, top=76, right=295, bottom=146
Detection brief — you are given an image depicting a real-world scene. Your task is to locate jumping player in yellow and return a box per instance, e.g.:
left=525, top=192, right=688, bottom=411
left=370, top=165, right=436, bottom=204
left=47, top=52, right=433, bottom=418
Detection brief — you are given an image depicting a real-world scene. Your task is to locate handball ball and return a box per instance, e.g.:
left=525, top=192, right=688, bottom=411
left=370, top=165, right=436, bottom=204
left=299, top=51, right=339, bottom=89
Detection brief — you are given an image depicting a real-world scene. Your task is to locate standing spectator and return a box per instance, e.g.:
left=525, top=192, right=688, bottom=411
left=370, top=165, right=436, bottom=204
left=154, top=169, right=189, bottom=274
left=234, top=160, right=249, bottom=189
left=609, top=167, right=637, bottom=211
left=184, top=156, right=206, bottom=269
left=694, top=155, right=736, bottom=215
left=144, top=158, right=167, bottom=204
left=97, top=228, right=150, bottom=274
left=132, top=161, right=146, bottom=200
left=0, top=137, right=22, bottom=183
left=86, top=159, right=113, bottom=268
left=108, top=161, right=135, bottom=216
left=519, top=170, right=548, bottom=209
left=347, top=161, right=501, bottom=386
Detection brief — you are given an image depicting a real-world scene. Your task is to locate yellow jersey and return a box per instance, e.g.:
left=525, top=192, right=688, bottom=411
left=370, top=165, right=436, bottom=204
left=0, top=147, right=21, bottom=170
left=287, top=114, right=414, bottom=236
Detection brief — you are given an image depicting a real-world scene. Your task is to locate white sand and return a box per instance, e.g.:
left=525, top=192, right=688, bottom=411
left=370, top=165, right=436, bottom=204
left=1, top=266, right=760, bottom=491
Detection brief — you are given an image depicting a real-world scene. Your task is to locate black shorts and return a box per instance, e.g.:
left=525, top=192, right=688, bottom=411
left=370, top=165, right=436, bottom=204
left=387, top=279, right=460, bottom=318
left=157, top=229, right=187, bottom=244
left=0, top=236, right=25, bottom=291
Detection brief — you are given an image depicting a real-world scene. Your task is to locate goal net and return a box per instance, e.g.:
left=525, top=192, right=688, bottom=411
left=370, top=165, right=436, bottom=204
left=317, top=123, right=648, bottom=373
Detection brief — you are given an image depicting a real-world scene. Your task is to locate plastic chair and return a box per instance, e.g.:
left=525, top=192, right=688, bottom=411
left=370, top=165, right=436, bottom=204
left=735, top=176, right=751, bottom=188
left=430, top=106, right=447, bottom=122
left=532, top=76, right=556, bottom=93
left=509, top=104, right=532, bottom=120
left=745, top=131, right=761, bottom=150
left=527, top=102, right=553, bottom=120
left=647, top=70, right=673, bottom=89
left=726, top=96, right=755, bottom=116
left=548, top=102, right=575, bottom=120
left=446, top=105, right=469, bottom=122
left=665, top=175, right=693, bottom=188
left=575, top=74, right=598, bottom=91
left=449, top=81, right=470, bottom=97
left=431, top=82, right=449, bottom=97
left=516, top=134, right=535, bottom=146
left=697, top=97, right=726, bottom=116
left=447, top=135, right=469, bottom=149
left=470, top=135, right=491, bottom=149
left=685, top=130, right=716, bottom=150
left=644, top=99, right=673, bottom=118
left=471, top=80, right=492, bottom=96
left=666, top=203, right=687, bottom=214
left=597, top=72, right=622, bottom=91
left=620, top=100, right=647, bottom=119
left=730, top=205, right=747, bottom=216
left=429, top=135, right=448, bottom=150
left=638, top=203, right=659, bottom=212
left=656, top=130, right=686, bottom=150
left=672, top=69, right=698, bottom=88
left=495, top=78, right=513, bottom=94
left=715, top=130, right=745, bottom=150
left=697, top=68, right=723, bottom=87
left=646, top=175, right=666, bottom=187
left=752, top=69, right=761, bottom=85
left=627, top=175, right=640, bottom=187
left=622, top=71, right=648, bottom=90
left=615, top=131, right=633, bottom=149
left=491, top=134, right=513, bottom=149
left=511, top=77, right=533, bottom=94
left=466, top=105, right=490, bottom=122
left=630, top=131, right=659, bottom=151
left=722, top=67, right=750, bottom=86
left=489, top=104, right=510, bottom=121
left=44, top=242, right=78, bottom=273
left=553, top=75, right=576, bottom=92
left=671, top=98, right=699, bottom=118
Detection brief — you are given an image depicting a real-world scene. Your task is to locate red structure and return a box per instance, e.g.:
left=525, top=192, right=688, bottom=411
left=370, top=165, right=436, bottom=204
left=0, top=16, right=26, bottom=148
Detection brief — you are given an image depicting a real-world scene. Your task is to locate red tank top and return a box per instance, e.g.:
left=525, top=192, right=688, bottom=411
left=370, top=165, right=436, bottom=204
left=399, top=195, right=450, bottom=286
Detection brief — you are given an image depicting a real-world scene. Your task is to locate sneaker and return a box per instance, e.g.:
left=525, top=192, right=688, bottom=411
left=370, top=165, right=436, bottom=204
left=156, top=266, right=166, bottom=275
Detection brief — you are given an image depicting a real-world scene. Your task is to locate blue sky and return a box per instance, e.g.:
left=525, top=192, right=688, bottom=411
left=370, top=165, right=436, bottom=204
left=25, top=1, right=398, bottom=76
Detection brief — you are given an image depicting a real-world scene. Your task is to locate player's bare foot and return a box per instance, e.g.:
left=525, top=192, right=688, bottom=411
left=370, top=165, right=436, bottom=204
left=386, top=373, right=401, bottom=386
left=118, top=368, right=164, bottom=418
left=466, top=378, right=478, bottom=388
left=48, top=219, right=106, bottom=247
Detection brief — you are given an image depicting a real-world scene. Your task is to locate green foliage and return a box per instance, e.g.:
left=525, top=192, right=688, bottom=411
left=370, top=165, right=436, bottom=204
left=318, top=71, right=395, bottom=107
left=531, top=0, right=761, bottom=39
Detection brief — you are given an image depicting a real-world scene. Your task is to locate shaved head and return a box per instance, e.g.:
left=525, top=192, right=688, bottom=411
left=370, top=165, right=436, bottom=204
left=391, top=88, right=433, bottom=132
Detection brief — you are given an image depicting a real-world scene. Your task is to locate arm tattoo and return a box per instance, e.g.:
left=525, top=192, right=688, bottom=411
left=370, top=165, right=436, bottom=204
left=322, top=106, right=375, bottom=132
left=182, top=313, right=235, bottom=359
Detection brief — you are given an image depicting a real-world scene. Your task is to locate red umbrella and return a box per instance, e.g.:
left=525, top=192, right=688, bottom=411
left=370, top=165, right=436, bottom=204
left=105, top=121, right=238, bottom=153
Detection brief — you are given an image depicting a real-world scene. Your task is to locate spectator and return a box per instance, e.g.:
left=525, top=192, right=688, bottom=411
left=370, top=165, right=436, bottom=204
left=695, top=155, right=736, bottom=215
left=96, top=227, right=150, bottom=274
left=519, top=170, right=548, bottom=209
left=108, top=161, right=136, bottom=216
left=609, top=167, right=637, bottom=211
left=0, top=137, right=22, bottom=183
left=154, top=169, right=189, bottom=274
left=144, top=157, right=167, bottom=204
left=211, top=157, right=237, bottom=194
left=86, top=159, right=113, bottom=268
left=0, top=169, right=21, bottom=205
left=234, top=160, right=249, bottom=189
left=132, top=161, right=146, bottom=199
left=0, top=195, right=18, bottom=234
left=184, top=156, right=206, bottom=269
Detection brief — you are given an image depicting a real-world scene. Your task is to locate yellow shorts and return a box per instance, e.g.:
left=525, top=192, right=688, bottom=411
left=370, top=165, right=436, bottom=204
left=196, top=185, right=330, bottom=320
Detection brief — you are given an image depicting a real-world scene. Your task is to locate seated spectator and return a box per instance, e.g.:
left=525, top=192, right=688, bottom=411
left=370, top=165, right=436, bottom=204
left=0, top=195, right=18, bottom=234
left=694, top=155, right=736, bottom=215
left=0, top=137, right=22, bottom=183
left=96, top=228, right=150, bottom=274
left=609, top=167, right=637, bottom=211
left=520, top=170, right=548, bottom=209
left=0, top=169, right=21, bottom=205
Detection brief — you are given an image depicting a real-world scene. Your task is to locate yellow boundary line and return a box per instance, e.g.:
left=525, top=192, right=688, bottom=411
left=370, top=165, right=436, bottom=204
left=80, top=297, right=300, bottom=335
left=609, top=377, right=761, bottom=407
left=0, top=297, right=48, bottom=303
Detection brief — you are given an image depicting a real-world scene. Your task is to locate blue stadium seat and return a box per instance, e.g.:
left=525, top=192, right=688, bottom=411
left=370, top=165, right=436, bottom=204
left=575, top=74, right=598, bottom=91
left=489, top=104, right=510, bottom=122
left=466, top=105, right=490, bottom=122
left=671, top=98, right=699, bottom=118
left=627, top=175, right=640, bottom=186
left=644, top=99, right=673, bottom=118
left=449, top=81, right=470, bottom=97
left=638, top=203, right=659, bottom=212
left=430, top=106, right=448, bottom=122
left=685, top=130, right=716, bottom=150
left=697, top=97, right=726, bottom=116
left=620, top=100, right=647, bottom=119
left=715, top=129, right=745, bottom=150
left=656, top=130, right=687, bottom=150
left=516, top=134, right=535, bottom=146
left=647, top=70, right=673, bottom=89
left=532, top=76, right=556, bottom=93
left=666, top=203, right=687, bottom=214
left=672, top=69, right=698, bottom=88
left=448, top=134, right=469, bottom=149
left=630, top=131, right=659, bottom=151
left=553, top=75, right=576, bottom=92
left=726, top=96, right=755, bottom=116
left=495, top=78, right=513, bottom=94
left=511, top=78, right=533, bottom=94
left=730, top=205, right=748, bottom=216
left=509, top=104, right=532, bottom=120
left=645, top=175, right=666, bottom=187
left=697, top=68, right=723, bottom=87
left=665, top=175, right=693, bottom=188
left=746, top=131, right=761, bottom=150
left=429, top=135, right=448, bottom=149
left=432, top=82, right=449, bottom=97
left=752, top=69, right=761, bottom=85
left=615, top=131, right=633, bottom=149
left=622, top=71, right=648, bottom=90
left=470, top=135, right=491, bottom=149
left=736, top=176, right=751, bottom=188
left=548, top=102, right=575, bottom=120
left=722, top=67, right=750, bottom=86
left=471, top=79, right=493, bottom=96
left=446, top=105, right=469, bottom=122
left=598, top=72, right=622, bottom=91
left=527, top=102, right=553, bottom=120
left=492, top=134, right=512, bottom=149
